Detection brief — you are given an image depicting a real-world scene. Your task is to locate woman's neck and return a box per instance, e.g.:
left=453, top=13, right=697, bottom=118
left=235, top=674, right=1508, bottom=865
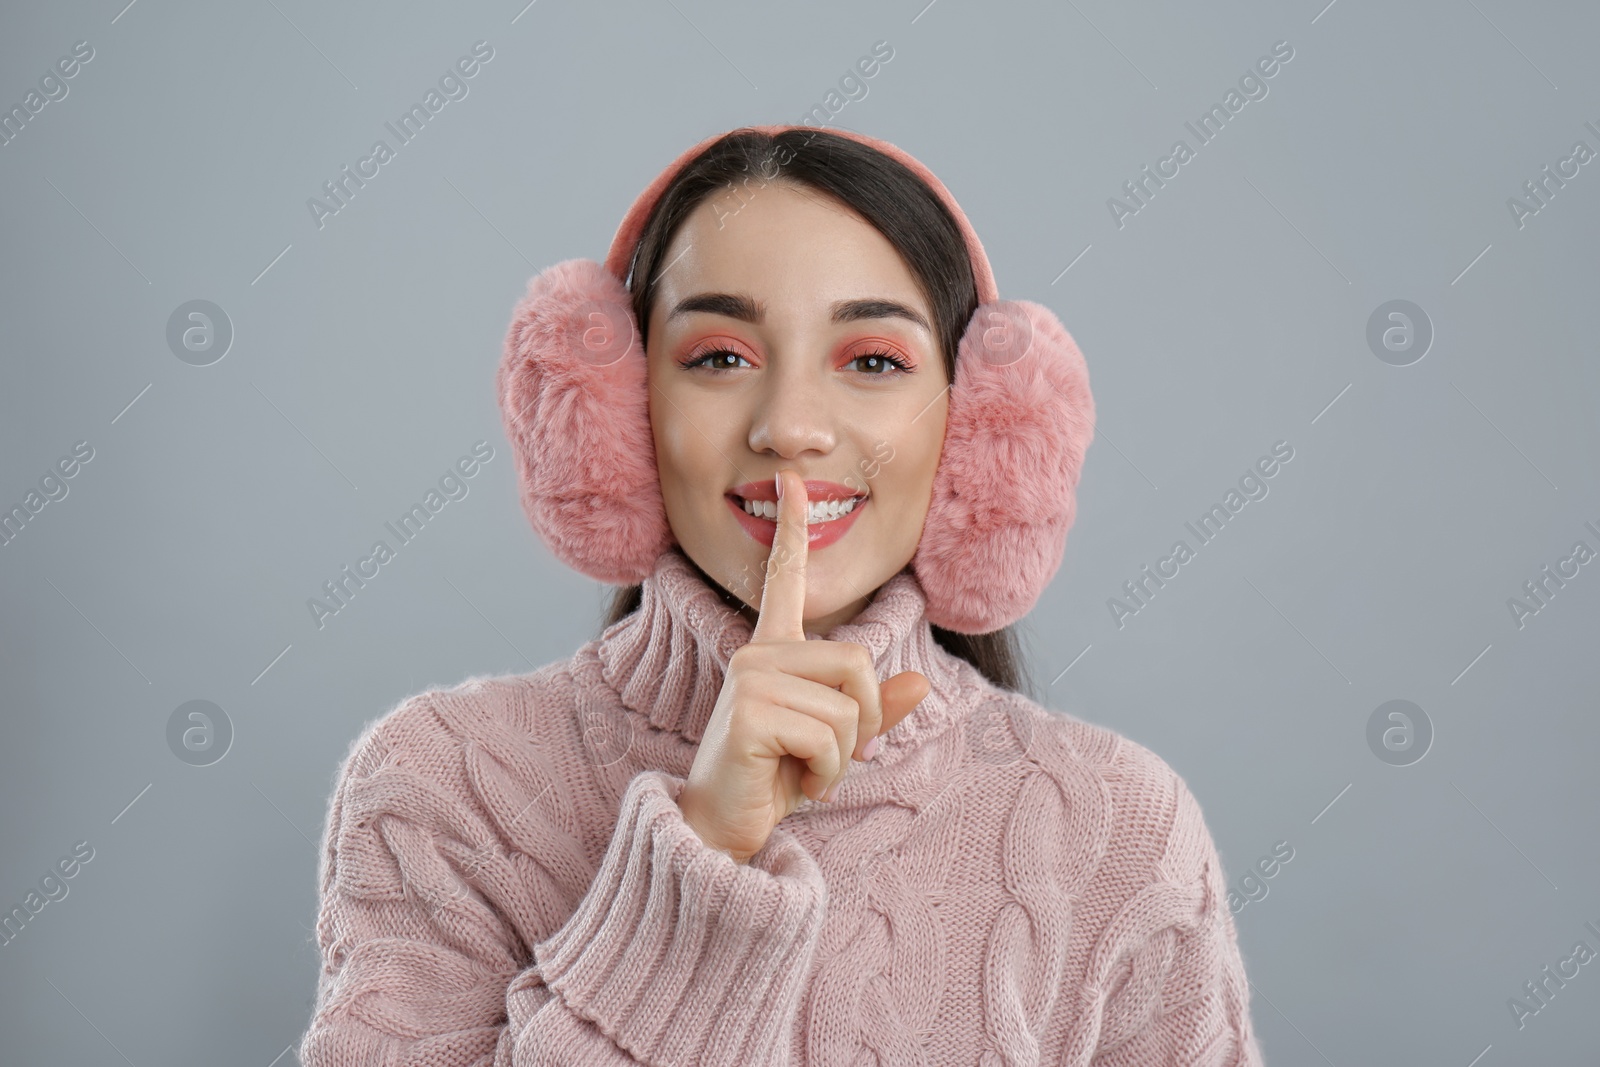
left=682, top=552, right=874, bottom=637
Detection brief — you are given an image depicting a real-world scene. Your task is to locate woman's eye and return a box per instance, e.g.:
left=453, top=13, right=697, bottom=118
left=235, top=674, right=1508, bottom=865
left=683, top=348, right=752, bottom=371
left=682, top=348, right=913, bottom=374
left=849, top=350, right=914, bottom=374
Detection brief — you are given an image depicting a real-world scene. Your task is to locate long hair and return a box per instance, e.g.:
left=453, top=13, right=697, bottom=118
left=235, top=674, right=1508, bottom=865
left=600, top=127, right=1034, bottom=699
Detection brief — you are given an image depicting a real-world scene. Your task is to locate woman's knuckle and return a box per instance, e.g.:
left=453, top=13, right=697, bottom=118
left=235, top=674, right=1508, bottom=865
left=820, top=715, right=843, bottom=752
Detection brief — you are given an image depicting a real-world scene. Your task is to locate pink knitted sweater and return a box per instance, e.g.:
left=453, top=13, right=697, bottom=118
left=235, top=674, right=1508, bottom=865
left=298, top=548, right=1265, bottom=1065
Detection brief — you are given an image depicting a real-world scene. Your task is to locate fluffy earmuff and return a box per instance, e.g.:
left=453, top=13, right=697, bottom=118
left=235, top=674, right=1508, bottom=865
left=910, top=301, right=1094, bottom=633
left=496, top=258, right=672, bottom=586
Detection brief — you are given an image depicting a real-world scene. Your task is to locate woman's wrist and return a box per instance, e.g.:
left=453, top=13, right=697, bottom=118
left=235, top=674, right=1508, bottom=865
left=677, top=785, right=752, bottom=865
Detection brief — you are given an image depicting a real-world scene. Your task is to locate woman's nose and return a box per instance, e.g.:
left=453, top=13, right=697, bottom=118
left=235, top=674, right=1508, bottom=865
left=745, top=364, right=837, bottom=459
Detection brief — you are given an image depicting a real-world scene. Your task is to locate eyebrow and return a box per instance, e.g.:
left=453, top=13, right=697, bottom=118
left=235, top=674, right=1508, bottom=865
left=666, top=292, right=931, bottom=335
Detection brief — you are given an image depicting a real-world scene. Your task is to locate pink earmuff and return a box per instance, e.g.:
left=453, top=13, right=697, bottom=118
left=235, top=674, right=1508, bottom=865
left=496, top=124, right=1094, bottom=634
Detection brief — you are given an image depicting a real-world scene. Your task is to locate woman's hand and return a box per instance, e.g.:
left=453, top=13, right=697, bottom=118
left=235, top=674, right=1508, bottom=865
left=678, top=468, right=931, bottom=864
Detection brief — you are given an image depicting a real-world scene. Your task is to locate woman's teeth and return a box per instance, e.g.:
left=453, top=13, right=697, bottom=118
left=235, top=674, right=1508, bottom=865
left=740, top=496, right=862, bottom=523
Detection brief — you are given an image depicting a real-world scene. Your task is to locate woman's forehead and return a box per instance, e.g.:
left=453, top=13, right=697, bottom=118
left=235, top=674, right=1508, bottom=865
left=656, top=190, right=929, bottom=324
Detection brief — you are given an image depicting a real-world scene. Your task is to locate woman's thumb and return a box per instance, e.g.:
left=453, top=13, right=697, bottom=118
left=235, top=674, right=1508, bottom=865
left=877, top=671, right=931, bottom=736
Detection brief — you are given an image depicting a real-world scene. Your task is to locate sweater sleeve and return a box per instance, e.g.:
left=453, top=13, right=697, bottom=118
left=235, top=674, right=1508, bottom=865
left=525, top=768, right=828, bottom=1065
left=297, top=695, right=829, bottom=1067
left=1088, top=777, right=1266, bottom=1067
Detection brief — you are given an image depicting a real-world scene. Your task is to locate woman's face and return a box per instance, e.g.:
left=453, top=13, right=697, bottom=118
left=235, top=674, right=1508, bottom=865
left=646, top=180, right=951, bottom=635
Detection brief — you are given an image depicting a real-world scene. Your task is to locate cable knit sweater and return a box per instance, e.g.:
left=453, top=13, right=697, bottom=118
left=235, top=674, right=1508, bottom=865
left=297, top=548, right=1265, bottom=1066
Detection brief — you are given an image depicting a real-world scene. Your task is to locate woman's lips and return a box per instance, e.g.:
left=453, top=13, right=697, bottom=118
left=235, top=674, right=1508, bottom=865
left=725, top=492, right=868, bottom=550
left=728, top=479, right=862, bottom=503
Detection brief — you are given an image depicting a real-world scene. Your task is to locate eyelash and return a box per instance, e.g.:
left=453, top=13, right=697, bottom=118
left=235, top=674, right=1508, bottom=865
left=678, top=346, right=914, bottom=375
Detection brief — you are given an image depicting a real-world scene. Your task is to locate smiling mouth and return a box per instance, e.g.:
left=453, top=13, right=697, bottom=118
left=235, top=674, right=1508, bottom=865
left=726, top=493, right=867, bottom=524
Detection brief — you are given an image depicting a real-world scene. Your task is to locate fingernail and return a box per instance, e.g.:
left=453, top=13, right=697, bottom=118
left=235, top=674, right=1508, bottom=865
left=863, top=736, right=880, bottom=761
left=823, top=780, right=840, bottom=802
left=775, top=471, right=783, bottom=502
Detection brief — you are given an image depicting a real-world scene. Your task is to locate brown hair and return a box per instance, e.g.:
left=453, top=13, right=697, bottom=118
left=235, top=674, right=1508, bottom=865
left=599, top=127, right=1034, bottom=699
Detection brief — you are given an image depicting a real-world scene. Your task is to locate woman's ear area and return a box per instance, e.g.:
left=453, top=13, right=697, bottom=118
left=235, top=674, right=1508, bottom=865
left=645, top=402, right=683, bottom=556
left=912, top=299, right=1094, bottom=633
left=496, top=258, right=673, bottom=585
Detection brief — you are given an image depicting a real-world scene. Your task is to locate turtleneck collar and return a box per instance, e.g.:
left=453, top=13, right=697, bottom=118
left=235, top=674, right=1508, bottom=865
left=594, top=548, right=969, bottom=760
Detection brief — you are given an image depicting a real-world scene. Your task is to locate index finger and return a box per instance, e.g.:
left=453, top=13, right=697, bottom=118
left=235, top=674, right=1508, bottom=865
left=751, top=468, right=808, bottom=643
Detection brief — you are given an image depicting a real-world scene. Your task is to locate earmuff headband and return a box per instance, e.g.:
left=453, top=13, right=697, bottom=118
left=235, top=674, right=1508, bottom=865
left=600, top=125, right=999, bottom=305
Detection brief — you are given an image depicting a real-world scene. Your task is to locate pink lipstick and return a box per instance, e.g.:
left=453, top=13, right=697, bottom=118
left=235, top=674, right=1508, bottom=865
left=725, top=479, right=868, bottom=550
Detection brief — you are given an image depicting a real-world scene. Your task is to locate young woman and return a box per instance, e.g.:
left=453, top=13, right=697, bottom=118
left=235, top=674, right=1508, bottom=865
left=298, top=126, right=1265, bottom=1066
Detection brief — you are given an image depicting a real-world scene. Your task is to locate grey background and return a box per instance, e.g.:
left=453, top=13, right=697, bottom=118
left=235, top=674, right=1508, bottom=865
left=2, top=0, right=1596, bottom=1063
